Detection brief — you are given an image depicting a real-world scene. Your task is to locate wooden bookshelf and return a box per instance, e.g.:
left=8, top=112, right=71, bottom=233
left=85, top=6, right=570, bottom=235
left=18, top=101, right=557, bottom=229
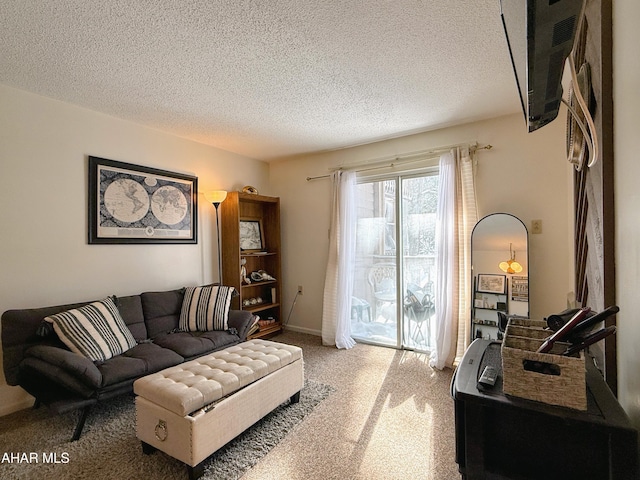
left=220, top=192, right=282, bottom=339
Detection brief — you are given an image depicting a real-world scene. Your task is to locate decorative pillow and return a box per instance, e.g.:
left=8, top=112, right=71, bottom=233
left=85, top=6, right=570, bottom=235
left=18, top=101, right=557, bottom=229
left=179, top=285, right=236, bottom=332
left=36, top=320, right=55, bottom=337
left=44, top=297, right=137, bottom=362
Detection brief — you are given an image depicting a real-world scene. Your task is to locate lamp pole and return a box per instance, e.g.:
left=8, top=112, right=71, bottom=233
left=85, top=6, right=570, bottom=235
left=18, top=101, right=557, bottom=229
left=205, top=191, right=228, bottom=284
left=214, top=201, right=223, bottom=283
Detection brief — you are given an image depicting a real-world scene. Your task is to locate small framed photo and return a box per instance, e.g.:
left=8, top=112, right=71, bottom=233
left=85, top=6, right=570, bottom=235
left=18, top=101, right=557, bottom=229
left=477, top=274, right=506, bottom=294
left=511, top=275, right=529, bottom=302
left=239, top=218, right=265, bottom=252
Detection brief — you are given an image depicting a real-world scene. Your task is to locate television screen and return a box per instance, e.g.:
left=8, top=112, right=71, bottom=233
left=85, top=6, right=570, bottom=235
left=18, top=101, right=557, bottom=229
left=500, top=0, right=586, bottom=132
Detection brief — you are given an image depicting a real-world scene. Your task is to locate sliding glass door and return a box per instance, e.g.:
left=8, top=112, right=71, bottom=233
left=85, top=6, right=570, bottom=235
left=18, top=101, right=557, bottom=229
left=350, top=171, right=439, bottom=351
left=351, top=178, right=398, bottom=347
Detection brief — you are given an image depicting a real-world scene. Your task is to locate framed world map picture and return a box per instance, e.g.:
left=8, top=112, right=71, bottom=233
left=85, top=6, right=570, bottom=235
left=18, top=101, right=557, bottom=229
left=88, top=156, right=198, bottom=244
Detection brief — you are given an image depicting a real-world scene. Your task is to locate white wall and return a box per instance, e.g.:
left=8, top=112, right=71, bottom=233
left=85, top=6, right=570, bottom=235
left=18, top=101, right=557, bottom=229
left=270, top=112, right=573, bottom=336
left=614, top=1, right=640, bottom=428
left=0, top=84, right=269, bottom=414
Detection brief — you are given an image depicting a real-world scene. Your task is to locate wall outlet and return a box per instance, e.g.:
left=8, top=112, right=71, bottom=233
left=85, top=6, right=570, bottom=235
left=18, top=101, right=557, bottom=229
left=297, top=285, right=303, bottom=295
left=531, top=219, right=543, bottom=234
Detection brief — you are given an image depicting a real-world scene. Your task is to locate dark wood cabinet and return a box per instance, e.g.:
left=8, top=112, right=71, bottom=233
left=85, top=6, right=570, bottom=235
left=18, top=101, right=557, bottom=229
left=452, top=339, right=638, bottom=479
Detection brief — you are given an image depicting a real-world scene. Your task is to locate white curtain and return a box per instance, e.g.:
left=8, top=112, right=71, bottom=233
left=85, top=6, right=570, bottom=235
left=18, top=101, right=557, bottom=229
left=321, top=170, right=357, bottom=349
left=430, top=147, right=477, bottom=369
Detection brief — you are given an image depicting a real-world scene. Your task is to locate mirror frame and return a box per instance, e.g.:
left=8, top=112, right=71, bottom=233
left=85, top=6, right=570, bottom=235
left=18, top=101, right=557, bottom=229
left=471, top=213, right=529, bottom=342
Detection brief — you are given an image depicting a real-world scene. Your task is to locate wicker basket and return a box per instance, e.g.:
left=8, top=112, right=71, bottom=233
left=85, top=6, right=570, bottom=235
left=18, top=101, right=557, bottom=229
left=507, top=318, right=547, bottom=329
left=504, top=324, right=550, bottom=340
left=502, top=322, right=586, bottom=410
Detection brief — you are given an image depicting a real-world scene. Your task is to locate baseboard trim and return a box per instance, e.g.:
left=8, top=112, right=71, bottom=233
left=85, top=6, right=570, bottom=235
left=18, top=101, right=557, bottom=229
left=282, top=325, right=321, bottom=337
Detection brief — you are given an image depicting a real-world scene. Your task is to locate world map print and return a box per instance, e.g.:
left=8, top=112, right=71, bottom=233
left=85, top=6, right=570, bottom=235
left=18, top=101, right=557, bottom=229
left=97, top=164, right=193, bottom=239
left=104, top=178, right=150, bottom=223
left=151, top=185, right=188, bottom=225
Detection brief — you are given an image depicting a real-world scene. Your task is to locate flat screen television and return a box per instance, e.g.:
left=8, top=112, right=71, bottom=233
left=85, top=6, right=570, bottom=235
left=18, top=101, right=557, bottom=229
left=500, top=0, right=586, bottom=132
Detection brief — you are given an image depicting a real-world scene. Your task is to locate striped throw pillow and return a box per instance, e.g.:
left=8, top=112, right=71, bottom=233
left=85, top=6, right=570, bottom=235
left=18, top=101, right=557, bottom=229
left=179, top=285, right=235, bottom=332
left=45, top=297, right=137, bottom=362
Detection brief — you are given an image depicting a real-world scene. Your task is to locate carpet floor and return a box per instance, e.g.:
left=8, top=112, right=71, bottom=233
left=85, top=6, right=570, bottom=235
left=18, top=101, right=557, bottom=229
left=0, top=331, right=459, bottom=479
left=242, top=331, right=459, bottom=480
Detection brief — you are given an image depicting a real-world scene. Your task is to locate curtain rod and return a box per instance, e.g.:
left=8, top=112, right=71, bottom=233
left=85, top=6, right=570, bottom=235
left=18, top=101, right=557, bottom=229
left=306, top=142, right=493, bottom=181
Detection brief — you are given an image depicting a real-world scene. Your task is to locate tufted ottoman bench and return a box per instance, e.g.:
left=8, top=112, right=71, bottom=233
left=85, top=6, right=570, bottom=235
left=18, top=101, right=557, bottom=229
left=133, top=339, right=304, bottom=479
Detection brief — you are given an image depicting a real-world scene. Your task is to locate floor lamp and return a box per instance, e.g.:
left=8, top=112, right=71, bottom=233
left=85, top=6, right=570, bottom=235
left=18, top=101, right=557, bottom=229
left=205, top=190, right=228, bottom=283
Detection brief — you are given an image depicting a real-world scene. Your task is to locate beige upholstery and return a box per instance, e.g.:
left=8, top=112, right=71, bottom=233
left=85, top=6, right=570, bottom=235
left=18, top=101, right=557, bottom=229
left=134, top=339, right=304, bottom=471
left=134, top=339, right=302, bottom=416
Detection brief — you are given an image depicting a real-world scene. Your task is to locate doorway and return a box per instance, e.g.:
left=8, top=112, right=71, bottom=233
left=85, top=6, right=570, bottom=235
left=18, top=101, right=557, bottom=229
left=350, top=171, right=439, bottom=352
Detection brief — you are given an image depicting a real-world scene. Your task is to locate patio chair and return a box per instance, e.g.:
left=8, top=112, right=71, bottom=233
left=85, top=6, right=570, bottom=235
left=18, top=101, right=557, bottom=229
left=404, top=284, right=434, bottom=347
left=367, top=263, right=396, bottom=322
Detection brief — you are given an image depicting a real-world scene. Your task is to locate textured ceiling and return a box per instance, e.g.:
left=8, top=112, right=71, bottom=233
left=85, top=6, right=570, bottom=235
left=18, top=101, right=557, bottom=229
left=0, top=1, right=521, bottom=161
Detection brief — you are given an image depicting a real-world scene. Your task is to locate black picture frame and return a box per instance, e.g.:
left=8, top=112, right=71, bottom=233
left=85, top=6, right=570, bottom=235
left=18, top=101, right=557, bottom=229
left=88, top=156, right=198, bottom=244
left=476, top=274, right=506, bottom=294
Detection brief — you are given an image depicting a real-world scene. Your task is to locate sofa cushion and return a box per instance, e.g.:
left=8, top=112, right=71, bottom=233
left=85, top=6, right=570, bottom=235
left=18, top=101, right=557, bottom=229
left=114, top=295, right=148, bottom=342
left=140, top=289, right=184, bottom=338
left=179, top=285, right=235, bottom=332
left=34, top=295, right=146, bottom=340
left=97, top=343, right=184, bottom=387
left=152, top=330, right=240, bottom=359
left=25, top=344, right=102, bottom=388
left=2, top=300, right=103, bottom=386
left=227, top=310, right=256, bottom=341
left=45, top=297, right=137, bottom=362
left=20, top=357, right=98, bottom=399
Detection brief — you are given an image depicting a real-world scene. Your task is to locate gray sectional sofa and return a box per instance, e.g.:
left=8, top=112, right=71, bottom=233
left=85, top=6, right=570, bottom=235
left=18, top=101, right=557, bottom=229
left=1, top=288, right=255, bottom=441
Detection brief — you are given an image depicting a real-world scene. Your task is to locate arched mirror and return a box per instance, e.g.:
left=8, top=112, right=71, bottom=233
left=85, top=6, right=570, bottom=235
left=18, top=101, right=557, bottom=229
left=471, top=213, right=529, bottom=341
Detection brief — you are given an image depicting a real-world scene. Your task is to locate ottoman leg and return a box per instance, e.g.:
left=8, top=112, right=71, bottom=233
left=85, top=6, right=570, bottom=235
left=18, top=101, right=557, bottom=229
left=188, top=461, right=204, bottom=480
left=290, top=391, right=301, bottom=404
left=141, top=441, right=157, bottom=455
